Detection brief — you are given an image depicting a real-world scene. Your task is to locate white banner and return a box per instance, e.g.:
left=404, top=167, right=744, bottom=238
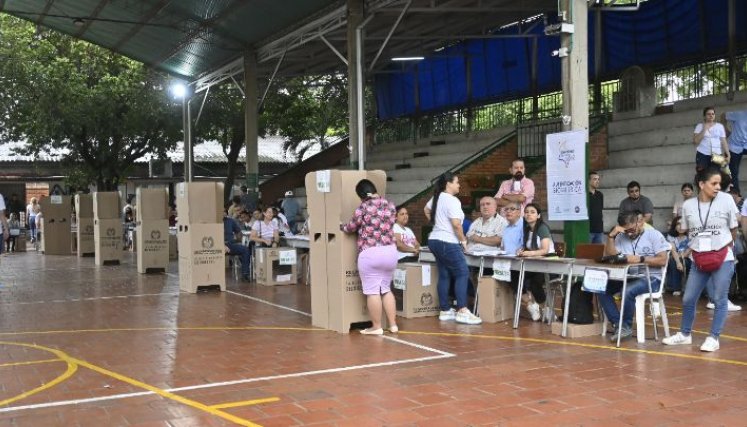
left=546, top=130, right=588, bottom=221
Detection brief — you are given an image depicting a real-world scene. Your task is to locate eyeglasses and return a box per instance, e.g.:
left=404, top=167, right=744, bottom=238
left=623, top=226, right=638, bottom=234
left=505, top=207, right=519, bottom=212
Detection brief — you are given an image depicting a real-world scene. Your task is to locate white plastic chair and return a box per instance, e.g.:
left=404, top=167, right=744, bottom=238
left=601, top=251, right=671, bottom=343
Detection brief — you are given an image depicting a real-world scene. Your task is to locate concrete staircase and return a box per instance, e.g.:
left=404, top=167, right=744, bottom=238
left=601, top=92, right=747, bottom=231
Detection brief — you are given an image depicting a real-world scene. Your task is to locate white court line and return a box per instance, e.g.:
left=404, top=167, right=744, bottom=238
left=225, top=290, right=312, bottom=317
left=0, top=336, right=455, bottom=413
left=0, top=292, right=180, bottom=306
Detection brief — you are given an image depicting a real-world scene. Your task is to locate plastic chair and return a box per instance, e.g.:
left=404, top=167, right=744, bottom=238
left=601, top=251, right=670, bottom=343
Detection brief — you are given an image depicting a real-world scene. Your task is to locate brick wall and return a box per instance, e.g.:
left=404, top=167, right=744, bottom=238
left=402, top=125, right=609, bottom=242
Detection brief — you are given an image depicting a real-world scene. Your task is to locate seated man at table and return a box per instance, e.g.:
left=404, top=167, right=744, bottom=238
left=601, top=211, right=669, bottom=340
left=466, top=197, right=507, bottom=253
left=224, top=206, right=252, bottom=281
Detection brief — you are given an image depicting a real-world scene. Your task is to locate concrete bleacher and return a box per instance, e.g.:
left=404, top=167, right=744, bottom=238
left=601, top=93, right=747, bottom=230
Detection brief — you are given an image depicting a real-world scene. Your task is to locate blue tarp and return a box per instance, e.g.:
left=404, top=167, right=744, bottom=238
left=375, top=0, right=747, bottom=120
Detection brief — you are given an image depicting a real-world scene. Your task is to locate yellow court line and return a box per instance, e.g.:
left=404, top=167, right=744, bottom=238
left=0, top=342, right=77, bottom=407
left=67, top=356, right=262, bottom=427
left=0, top=326, right=324, bottom=337
left=0, top=358, right=62, bottom=368
left=397, top=331, right=747, bottom=367
left=210, top=397, right=280, bottom=410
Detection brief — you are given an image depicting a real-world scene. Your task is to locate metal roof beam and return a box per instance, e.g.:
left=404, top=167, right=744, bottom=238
left=378, top=7, right=546, bottom=13
left=35, top=0, right=55, bottom=26
left=112, top=0, right=173, bottom=51
left=74, top=0, right=109, bottom=38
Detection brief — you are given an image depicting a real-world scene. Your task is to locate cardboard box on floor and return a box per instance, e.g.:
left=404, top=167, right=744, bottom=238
left=93, top=192, right=121, bottom=220
left=94, top=218, right=122, bottom=265
left=76, top=218, right=95, bottom=256
left=75, top=194, right=93, bottom=219
left=175, top=182, right=223, bottom=224
left=394, top=262, right=440, bottom=318
left=255, top=247, right=297, bottom=286
left=136, top=220, right=169, bottom=274
left=136, top=188, right=169, bottom=222
left=177, top=223, right=225, bottom=293
left=477, top=277, right=516, bottom=323
left=551, top=321, right=604, bottom=338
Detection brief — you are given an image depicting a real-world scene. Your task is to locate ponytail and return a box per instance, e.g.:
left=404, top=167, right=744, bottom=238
left=430, top=172, right=455, bottom=226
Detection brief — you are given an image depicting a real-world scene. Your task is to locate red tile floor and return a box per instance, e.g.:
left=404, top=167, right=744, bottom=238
left=1, top=250, right=747, bottom=426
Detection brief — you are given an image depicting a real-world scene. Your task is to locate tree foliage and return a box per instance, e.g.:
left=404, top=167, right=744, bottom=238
left=0, top=15, right=181, bottom=190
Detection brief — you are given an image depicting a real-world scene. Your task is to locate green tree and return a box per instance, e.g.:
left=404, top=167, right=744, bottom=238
left=0, top=15, right=181, bottom=190
left=261, top=74, right=348, bottom=160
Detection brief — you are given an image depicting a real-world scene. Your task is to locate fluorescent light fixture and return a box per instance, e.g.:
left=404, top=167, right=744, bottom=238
left=170, top=82, right=188, bottom=99
left=391, top=56, right=425, bottom=61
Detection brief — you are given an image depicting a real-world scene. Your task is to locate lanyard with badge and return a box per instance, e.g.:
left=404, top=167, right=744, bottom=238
left=697, top=199, right=714, bottom=251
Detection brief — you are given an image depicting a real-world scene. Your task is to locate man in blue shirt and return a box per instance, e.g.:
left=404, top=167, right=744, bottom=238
left=224, top=207, right=251, bottom=281
left=724, top=111, right=747, bottom=194
left=501, top=201, right=524, bottom=255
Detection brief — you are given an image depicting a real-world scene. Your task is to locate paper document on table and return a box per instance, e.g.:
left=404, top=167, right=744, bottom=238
left=469, top=249, right=505, bottom=257
left=492, top=259, right=511, bottom=281
left=421, top=264, right=431, bottom=286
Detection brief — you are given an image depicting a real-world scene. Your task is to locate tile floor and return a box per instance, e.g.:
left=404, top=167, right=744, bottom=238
left=1, top=249, right=747, bottom=426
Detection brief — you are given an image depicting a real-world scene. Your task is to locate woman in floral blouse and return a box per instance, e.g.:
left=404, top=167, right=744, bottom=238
left=341, top=179, right=399, bottom=335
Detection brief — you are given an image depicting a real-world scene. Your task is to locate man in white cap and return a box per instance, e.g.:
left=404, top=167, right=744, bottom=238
left=281, top=190, right=300, bottom=233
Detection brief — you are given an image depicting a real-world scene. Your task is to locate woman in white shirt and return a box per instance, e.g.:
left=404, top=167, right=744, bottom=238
left=424, top=173, right=481, bottom=325
left=393, top=207, right=420, bottom=262
left=250, top=207, right=280, bottom=247
left=664, top=167, right=738, bottom=352
left=693, top=106, right=729, bottom=173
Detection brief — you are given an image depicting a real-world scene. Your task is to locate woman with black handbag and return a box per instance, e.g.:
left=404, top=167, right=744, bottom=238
left=664, top=167, right=738, bottom=352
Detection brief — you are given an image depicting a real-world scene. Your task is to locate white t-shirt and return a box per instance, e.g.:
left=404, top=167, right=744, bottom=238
left=393, top=223, right=417, bottom=259
left=613, top=228, right=671, bottom=278
left=694, top=122, right=727, bottom=155
left=682, top=192, right=738, bottom=261
left=425, top=193, right=463, bottom=244
left=251, top=220, right=278, bottom=241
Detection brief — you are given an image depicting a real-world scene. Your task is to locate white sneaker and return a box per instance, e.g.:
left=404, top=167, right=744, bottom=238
left=455, top=309, right=482, bottom=325
left=439, top=308, right=456, bottom=321
left=662, top=332, right=692, bottom=346
left=527, top=302, right=541, bottom=322
left=700, top=336, right=720, bottom=352
left=706, top=300, right=742, bottom=311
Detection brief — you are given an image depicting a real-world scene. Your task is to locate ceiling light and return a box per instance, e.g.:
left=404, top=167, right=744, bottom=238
left=391, top=56, right=425, bottom=61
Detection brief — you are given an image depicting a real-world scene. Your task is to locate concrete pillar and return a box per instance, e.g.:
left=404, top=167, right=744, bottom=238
left=561, top=0, right=590, bottom=257
left=347, top=0, right=364, bottom=169
left=244, top=52, right=260, bottom=203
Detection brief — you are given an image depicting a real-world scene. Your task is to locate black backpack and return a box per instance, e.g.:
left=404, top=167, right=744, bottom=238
left=566, top=281, right=595, bottom=324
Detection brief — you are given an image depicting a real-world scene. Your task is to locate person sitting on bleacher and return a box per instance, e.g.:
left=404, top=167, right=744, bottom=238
left=466, top=196, right=507, bottom=253
left=223, top=205, right=251, bottom=281
left=601, top=211, right=670, bottom=341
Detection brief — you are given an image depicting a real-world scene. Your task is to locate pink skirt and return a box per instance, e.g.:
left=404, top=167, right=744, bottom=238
left=358, top=245, right=398, bottom=295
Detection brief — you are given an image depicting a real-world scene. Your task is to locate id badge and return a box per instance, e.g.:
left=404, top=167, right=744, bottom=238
left=697, top=231, right=713, bottom=251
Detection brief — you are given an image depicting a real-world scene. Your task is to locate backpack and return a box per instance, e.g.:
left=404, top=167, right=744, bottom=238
left=566, top=281, right=594, bottom=324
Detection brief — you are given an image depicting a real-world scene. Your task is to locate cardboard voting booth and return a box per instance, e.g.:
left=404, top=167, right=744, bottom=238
left=135, top=188, right=170, bottom=274
left=75, top=194, right=95, bottom=257
left=305, top=169, right=387, bottom=333
left=93, top=192, right=122, bottom=265
left=40, top=195, right=72, bottom=255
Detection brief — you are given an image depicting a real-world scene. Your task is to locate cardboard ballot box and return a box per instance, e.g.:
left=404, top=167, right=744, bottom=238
left=40, top=195, right=72, bottom=256
left=94, top=218, right=122, bottom=265
left=136, top=221, right=169, bottom=274
left=75, top=194, right=94, bottom=219
left=393, top=262, right=440, bottom=318
left=255, top=247, right=297, bottom=286
left=551, top=321, right=604, bottom=338
left=477, top=277, right=516, bottom=323
left=177, top=223, right=225, bottom=293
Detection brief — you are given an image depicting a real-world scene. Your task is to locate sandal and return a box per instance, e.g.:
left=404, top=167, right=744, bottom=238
left=359, top=328, right=383, bottom=335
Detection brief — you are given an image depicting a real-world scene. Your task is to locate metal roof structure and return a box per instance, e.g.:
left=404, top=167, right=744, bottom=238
left=1, top=0, right=556, bottom=85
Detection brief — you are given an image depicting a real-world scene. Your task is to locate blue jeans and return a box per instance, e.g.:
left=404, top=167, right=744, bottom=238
left=729, top=150, right=743, bottom=194
left=681, top=260, right=734, bottom=338
left=598, top=277, right=661, bottom=328
left=589, top=233, right=605, bottom=244
left=428, top=239, right=469, bottom=311
left=226, top=242, right=252, bottom=277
